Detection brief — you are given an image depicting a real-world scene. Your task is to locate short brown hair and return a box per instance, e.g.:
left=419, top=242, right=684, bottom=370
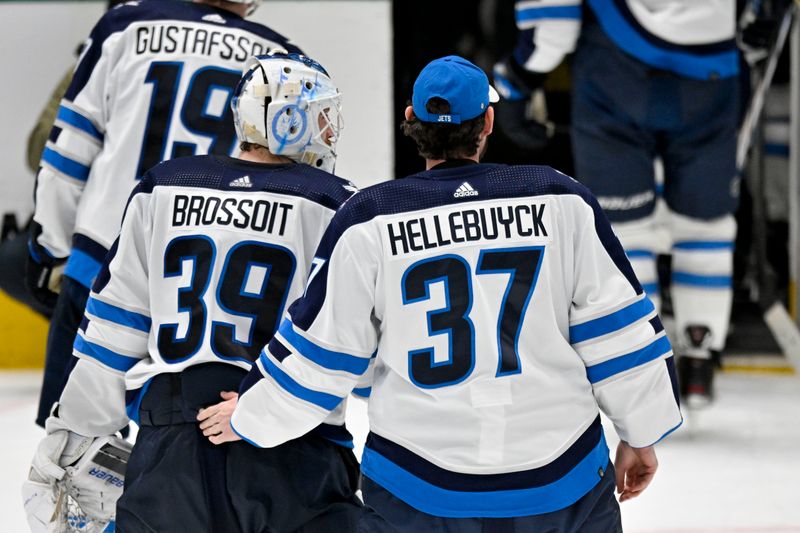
left=401, top=98, right=486, bottom=160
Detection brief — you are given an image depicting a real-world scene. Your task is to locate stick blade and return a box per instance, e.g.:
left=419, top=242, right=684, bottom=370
left=764, top=302, right=800, bottom=371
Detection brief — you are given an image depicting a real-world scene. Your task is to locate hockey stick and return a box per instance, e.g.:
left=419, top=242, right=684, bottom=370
left=737, top=4, right=795, bottom=170
left=771, top=2, right=800, bottom=371
left=737, top=3, right=800, bottom=370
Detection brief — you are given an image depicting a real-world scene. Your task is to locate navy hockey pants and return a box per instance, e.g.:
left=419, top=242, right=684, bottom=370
left=571, top=17, right=740, bottom=223
left=116, top=364, right=362, bottom=533
left=356, top=465, right=621, bottom=533
left=36, top=275, right=88, bottom=426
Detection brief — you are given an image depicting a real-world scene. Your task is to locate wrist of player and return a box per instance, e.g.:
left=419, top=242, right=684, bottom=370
left=493, top=98, right=552, bottom=152
left=25, top=241, right=66, bottom=305
left=492, top=57, right=546, bottom=101
left=197, top=391, right=242, bottom=444
left=491, top=57, right=552, bottom=151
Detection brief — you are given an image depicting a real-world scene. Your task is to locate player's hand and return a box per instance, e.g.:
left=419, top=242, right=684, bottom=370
left=197, top=391, right=242, bottom=445
left=737, top=0, right=793, bottom=65
left=614, top=441, right=658, bottom=502
left=492, top=58, right=552, bottom=152
left=493, top=97, right=552, bottom=152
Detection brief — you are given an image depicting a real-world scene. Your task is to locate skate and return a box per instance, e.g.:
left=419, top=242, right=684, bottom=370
left=677, top=325, right=716, bottom=409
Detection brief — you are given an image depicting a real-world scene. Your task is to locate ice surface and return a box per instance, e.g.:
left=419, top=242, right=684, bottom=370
left=3, top=370, right=799, bottom=532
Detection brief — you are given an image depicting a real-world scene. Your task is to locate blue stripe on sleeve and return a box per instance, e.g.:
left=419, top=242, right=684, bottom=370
left=570, top=297, right=655, bottom=344
left=41, top=147, right=90, bottom=181
left=625, top=249, right=655, bottom=259
left=640, top=282, right=659, bottom=295
left=27, top=240, right=59, bottom=263
left=230, top=420, right=266, bottom=448
left=672, top=241, right=734, bottom=251
left=516, top=5, right=582, bottom=23
left=63, top=249, right=103, bottom=289
left=73, top=335, right=140, bottom=372
left=672, top=272, right=732, bottom=288
left=585, top=335, right=672, bottom=383
left=258, top=351, right=344, bottom=411
left=56, top=105, right=103, bottom=141
left=353, top=387, right=372, bottom=398
left=86, top=297, right=151, bottom=333
left=278, top=319, right=370, bottom=375
left=649, top=419, right=683, bottom=447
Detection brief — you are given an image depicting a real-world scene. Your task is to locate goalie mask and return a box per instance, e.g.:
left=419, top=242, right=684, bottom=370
left=232, top=52, right=343, bottom=172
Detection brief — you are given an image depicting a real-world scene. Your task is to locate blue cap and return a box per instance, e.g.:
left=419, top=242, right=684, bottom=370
left=412, top=55, right=500, bottom=124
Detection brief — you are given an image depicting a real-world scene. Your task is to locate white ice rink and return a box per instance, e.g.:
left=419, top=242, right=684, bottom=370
left=2, top=367, right=800, bottom=532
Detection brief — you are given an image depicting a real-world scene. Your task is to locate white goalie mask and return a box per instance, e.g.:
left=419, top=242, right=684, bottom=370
left=231, top=52, right=343, bottom=172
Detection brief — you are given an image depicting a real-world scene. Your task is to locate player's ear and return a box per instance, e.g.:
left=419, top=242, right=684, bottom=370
left=483, top=106, right=494, bottom=137
left=404, top=105, right=415, bottom=121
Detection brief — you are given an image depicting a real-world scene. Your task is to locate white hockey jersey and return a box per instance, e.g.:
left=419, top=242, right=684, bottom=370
left=33, top=0, right=301, bottom=288
left=58, top=156, right=355, bottom=442
left=232, top=162, right=683, bottom=518
left=495, top=0, right=737, bottom=95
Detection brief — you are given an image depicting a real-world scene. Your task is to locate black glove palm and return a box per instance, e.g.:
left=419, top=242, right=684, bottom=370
left=25, top=255, right=62, bottom=309
left=492, top=57, right=551, bottom=152
left=25, top=222, right=65, bottom=308
left=738, top=0, right=794, bottom=63
left=493, top=97, right=550, bottom=152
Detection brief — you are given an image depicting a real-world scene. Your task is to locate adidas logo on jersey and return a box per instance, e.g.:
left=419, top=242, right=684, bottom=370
left=202, top=13, right=227, bottom=24
left=230, top=175, right=253, bottom=188
left=453, top=182, right=479, bottom=198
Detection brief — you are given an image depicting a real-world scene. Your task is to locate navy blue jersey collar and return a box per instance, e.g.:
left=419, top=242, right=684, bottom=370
left=430, top=159, right=479, bottom=170
left=408, top=161, right=503, bottom=181
left=214, top=155, right=297, bottom=171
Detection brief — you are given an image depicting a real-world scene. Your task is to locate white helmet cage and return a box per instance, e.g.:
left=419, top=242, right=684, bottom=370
left=231, top=52, right=343, bottom=172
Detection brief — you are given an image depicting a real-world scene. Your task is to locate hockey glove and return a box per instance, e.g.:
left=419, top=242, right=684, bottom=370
left=23, top=415, right=131, bottom=533
left=23, top=415, right=94, bottom=532
left=492, top=58, right=553, bottom=152
left=25, top=223, right=66, bottom=308
left=31, top=415, right=95, bottom=484
left=737, top=0, right=793, bottom=65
